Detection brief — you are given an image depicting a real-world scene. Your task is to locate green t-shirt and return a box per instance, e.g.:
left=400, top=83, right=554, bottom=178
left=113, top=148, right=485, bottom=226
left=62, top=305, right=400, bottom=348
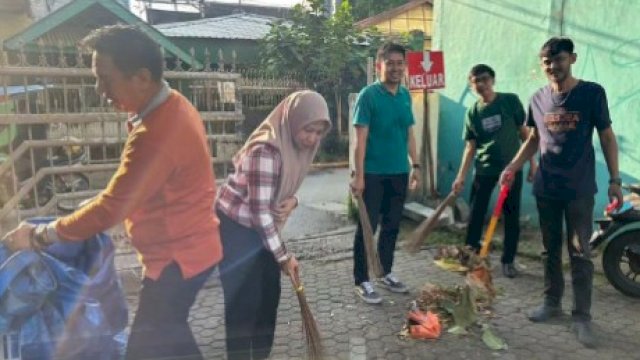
left=463, top=92, right=525, bottom=176
left=353, top=81, right=415, bottom=174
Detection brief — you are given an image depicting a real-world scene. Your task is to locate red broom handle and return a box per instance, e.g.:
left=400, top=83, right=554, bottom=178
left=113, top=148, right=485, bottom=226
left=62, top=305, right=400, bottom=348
left=493, top=185, right=510, bottom=217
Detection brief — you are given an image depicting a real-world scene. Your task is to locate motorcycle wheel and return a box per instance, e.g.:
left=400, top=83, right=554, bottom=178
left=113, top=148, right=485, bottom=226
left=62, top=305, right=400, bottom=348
left=36, top=173, right=91, bottom=207
left=602, top=231, right=640, bottom=298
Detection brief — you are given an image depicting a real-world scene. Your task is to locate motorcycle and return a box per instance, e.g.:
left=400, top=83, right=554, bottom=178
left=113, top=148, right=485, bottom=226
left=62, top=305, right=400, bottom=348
left=590, top=184, right=640, bottom=298
left=0, top=139, right=90, bottom=209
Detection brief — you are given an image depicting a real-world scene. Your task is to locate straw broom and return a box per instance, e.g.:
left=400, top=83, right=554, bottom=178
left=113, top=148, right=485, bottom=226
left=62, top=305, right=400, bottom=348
left=406, top=191, right=458, bottom=253
left=355, top=195, right=384, bottom=278
left=290, top=271, right=324, bottom=360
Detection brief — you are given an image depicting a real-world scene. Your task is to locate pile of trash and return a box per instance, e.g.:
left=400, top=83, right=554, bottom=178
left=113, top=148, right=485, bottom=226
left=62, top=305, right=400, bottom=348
left=401, top=246, right=507, bottom=350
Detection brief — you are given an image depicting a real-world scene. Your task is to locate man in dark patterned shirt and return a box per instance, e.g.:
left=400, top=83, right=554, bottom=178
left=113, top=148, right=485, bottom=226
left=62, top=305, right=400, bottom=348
left=501, top=37, right=622, bottom=348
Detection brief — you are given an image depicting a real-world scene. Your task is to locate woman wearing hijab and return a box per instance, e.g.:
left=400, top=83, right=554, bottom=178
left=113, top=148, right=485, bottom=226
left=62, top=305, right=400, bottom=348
left=215, top=90, right=331, bottom=360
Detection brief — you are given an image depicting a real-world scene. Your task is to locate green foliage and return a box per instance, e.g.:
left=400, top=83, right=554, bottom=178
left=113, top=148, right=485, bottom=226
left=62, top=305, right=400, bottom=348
left=346, top=192, right=359, bottom=223
left=316, top=130, right=349, bottom=162
left=259, top=0, right=384, bottom=126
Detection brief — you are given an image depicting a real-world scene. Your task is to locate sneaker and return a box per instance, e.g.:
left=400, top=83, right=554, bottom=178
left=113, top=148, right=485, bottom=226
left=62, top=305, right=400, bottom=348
left=355, top=281, right=382, bottom=304
left=572, top=321, right=597, bottom=348
left=379, top=273, right=409, bottom=294
left=528, top=303, right=562, bottom=322
left=502, top=263, right=518, bottom=278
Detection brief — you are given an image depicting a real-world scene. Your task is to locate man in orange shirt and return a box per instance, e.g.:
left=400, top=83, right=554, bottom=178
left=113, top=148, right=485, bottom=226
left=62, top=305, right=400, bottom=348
left=2, top=25, right=222, bottom=359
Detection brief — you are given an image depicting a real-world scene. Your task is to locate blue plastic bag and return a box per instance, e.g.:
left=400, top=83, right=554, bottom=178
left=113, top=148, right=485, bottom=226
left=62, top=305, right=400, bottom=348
left=0, top=217, right=128, bottom=359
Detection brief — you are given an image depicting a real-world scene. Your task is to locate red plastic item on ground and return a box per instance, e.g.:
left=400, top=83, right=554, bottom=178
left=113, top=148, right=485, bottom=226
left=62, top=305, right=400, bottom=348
left=407, top=310, right=441, bottom=340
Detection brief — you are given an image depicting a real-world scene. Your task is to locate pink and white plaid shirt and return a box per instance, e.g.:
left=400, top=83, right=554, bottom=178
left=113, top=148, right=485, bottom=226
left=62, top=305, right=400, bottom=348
left=216, top=144, right=288, bottom=262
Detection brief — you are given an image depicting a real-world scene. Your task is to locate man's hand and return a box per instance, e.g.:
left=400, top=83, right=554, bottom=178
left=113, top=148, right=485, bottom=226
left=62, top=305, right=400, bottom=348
left=609, top=184, right=624, bottom=209
left=500, top=166, right=517, bottom=188
left=273, top=196, right=298, bottom=224
left=350, top=175, right=365, bottom=197
left=280, top=254, right=299, bottom=278
left=527, top=162, right=538, bottom=183
left=452, top=176, right=465, bottom=195
left=2, top=222, right=35, bottom=252
left=409, top=169, right=420, bottom=190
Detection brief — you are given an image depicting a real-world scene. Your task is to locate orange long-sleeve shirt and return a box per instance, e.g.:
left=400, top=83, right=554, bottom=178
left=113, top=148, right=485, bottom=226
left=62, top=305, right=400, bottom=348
left=55, top=90, right=222, bottom=280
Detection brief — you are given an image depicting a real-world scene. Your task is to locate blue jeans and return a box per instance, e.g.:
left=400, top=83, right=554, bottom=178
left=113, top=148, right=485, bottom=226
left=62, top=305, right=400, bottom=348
left=536, top=196, right=594, bottom=322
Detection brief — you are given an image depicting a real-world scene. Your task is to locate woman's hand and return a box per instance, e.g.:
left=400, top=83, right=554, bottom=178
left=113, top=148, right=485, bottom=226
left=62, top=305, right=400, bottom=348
left=273, top=196, right=298, bottom=224
left=280, top=254, right=299, bottom=278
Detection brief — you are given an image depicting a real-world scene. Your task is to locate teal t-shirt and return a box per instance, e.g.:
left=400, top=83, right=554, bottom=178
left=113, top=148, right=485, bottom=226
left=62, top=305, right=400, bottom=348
left=353, top=81, right=415, bottom=174
left=463, top=92, right=525, bottom=176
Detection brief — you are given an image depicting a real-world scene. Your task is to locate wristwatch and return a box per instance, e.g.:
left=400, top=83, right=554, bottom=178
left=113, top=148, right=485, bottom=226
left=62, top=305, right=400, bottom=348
left=30, top=224, right=51, bottom=250
left=412, top=163, right=421, bottom=169
left=609, top=177, right=622, bottom=186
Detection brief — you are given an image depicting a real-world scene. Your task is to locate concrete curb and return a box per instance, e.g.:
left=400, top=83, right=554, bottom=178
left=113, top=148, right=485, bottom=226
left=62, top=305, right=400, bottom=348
left=310, top=161, right=349, bottom=170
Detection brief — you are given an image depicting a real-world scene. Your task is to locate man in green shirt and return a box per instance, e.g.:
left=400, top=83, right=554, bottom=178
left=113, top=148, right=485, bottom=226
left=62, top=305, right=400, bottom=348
left=452, top=64, right=536, bottom=278
left=351, top=42, right=419, bottom=304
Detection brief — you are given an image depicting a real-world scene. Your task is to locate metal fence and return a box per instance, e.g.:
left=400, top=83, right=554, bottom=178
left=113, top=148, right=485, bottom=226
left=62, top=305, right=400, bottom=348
left=0, top=44, right=253, bottom=229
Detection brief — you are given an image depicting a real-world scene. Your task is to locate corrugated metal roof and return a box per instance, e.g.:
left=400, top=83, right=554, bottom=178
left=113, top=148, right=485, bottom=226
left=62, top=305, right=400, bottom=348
left=155, top=12, right=281, bottom=40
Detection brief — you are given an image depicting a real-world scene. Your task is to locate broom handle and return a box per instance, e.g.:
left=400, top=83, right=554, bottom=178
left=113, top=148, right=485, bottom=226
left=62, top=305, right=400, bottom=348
left=407, top=191, right=457, bottom=252
left=479, top=185, right=510, bottom=258
left=355, top=195, right=384, bottom=277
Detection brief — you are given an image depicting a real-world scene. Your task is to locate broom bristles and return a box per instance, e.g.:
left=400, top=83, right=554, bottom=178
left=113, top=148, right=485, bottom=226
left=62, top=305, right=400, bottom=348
left=356, top=195, right=384, bottom=278
left=291, top=273, right=324, bottom=360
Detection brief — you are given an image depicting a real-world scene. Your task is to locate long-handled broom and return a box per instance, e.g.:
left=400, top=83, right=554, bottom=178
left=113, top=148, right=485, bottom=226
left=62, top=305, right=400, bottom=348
left=355, top=195, right=384, bottom=278
left=406, top=191, right=458, bottom=253
left=290, top=271, right=324, bottom=360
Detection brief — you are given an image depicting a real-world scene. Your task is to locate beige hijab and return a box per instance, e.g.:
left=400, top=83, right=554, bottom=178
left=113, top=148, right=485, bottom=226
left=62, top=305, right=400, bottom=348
left=234, top=90, right=331, bottom=203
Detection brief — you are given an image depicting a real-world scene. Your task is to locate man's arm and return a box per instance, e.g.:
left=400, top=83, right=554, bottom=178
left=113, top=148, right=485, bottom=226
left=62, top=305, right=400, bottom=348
left=598, top=127, right=623, bottom=205
left=350, top=125, right=368, bottom=196
left=54, top=132, right=174, bottom=241
left=519, top=126, right=538, bottom=182
left=452, top=140, right=476, bottom=194
left=501, top=127, right=539, bottom=185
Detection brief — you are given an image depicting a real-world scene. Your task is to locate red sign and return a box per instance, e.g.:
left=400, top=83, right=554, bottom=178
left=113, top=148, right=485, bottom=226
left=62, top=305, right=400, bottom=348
left=407, top=51, right=445, bottom=90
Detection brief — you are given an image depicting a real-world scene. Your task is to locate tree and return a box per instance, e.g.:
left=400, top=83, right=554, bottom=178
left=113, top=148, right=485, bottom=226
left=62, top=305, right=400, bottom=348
left=260, top=0, right=382, bottom=134
left=350, top=0, right=410, bottom=21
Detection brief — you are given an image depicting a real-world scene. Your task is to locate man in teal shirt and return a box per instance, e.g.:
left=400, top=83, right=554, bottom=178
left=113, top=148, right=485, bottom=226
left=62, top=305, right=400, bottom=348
left=350, top=42, right=419, bottom=304
left=452, top=64, right=536, bottom=278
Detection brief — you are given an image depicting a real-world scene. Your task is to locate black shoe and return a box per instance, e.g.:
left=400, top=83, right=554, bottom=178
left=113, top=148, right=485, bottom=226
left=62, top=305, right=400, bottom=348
left=502, top=263, right=518, bottom=278
left=572, top=321, right=597, bottom=348
left=355, top=281, right=382, bottom=304
left=528, top=304, right=562, bottom=322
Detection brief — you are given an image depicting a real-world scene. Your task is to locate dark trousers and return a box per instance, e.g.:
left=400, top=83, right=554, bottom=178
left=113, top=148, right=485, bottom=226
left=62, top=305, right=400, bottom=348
left=536, top=196, right=594, bottom=322
left=218, top=211, right=281, bottom=360
left=465, top=171, right=523, bottom=264
left=125, top=262, right=215, bottom=360
left=353, top=173, right=409, bottom=285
